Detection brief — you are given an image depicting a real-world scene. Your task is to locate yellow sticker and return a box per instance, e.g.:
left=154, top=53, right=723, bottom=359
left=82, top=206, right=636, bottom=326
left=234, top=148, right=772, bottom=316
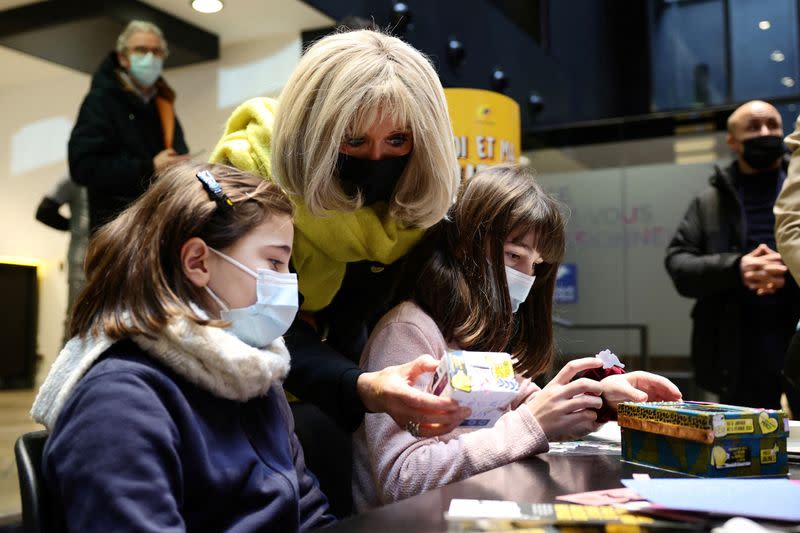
left=451, top=370, right=472, bottom=392
left=759, top=411, right=779, bottom=434
left=491, top=357, right=514, bottom=380
left=761, top=445, right=778, bottom=464
left=711, top=445, right=729, bottom=467
left=726, top=418, right=754, bottom=434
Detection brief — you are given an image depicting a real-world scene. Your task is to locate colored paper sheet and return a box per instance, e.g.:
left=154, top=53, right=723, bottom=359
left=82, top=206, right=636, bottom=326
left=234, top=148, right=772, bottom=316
left=621, top=478, right=800, bottom=522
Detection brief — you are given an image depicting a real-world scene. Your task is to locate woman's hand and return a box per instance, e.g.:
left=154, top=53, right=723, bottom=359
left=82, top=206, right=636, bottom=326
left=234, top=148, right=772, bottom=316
left=600, top=371, right=683, bottom=411
left=526, top=358, right=605, bottom=441
left=357, top=355, right=471, bottom=438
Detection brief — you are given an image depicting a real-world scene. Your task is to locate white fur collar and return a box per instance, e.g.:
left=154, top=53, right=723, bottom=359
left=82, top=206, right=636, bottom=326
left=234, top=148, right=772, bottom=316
left=31, top=316, right=290, bottom=430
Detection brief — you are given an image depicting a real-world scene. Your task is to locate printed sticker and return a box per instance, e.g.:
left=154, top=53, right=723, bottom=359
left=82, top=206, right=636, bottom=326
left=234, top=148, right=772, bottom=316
left=712, top=414, right=727, bottom=438
left=758, top=412, right=779, bottom=434
left=726, top=418, right=754, bottom=434
left=711, top=445, right=751, bottom=469
left=761, top=444, right=779, bottom=465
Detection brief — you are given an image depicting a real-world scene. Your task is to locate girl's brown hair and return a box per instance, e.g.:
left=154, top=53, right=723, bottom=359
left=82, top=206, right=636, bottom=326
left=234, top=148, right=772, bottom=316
left=69, top=161, right=293, bottom=339
left=411, top=164, right=565, bottom=379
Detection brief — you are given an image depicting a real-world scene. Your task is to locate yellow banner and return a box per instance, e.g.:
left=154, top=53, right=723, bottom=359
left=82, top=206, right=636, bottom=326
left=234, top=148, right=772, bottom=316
left=445, top=88, right=520, bottom=180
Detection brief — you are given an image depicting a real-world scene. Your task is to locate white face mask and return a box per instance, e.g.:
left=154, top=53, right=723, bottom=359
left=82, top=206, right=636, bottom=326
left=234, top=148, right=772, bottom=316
left=205, top=248, right=298, bottom=348
left=505, top=266, right=535, bottom=313
left=129, top=52, right=163, bottom=88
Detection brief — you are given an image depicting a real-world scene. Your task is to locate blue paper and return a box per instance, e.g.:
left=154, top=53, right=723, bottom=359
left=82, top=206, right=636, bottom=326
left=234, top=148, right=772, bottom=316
left=621, top=479, right=800, bottom=522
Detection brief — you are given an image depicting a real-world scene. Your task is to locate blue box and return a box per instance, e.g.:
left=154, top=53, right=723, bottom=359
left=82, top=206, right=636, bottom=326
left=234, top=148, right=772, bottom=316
left=618, top=401, right=789, bottom=477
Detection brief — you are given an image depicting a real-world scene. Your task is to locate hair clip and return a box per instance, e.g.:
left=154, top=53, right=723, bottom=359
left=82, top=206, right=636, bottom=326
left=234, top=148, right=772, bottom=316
left=196, top=170, right=234, bottom=210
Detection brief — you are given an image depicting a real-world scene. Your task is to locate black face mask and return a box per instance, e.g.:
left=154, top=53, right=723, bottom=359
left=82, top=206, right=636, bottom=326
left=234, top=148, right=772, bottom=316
left=742, top=135, right=784, bottom=170
left=336, top=153, right=410, bottom=205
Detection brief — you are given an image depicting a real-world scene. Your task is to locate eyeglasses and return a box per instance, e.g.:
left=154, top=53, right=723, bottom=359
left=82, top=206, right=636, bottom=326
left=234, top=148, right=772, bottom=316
left=128, top=46, right=168, bottom=58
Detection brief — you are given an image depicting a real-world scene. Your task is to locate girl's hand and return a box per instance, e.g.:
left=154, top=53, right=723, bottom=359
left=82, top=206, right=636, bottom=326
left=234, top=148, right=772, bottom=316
left=600, top=371, right=683, bottom=411
left=527, top=357, right=605, bottom=441
left=357, top=355, right=471, bottom=438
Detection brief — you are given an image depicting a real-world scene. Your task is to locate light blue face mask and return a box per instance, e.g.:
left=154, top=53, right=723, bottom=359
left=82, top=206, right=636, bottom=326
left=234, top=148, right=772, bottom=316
left=128, top=52, right=163, bottom=88
left=205, top=248, right=299, bottom=348
left=505, top=266, right=535, bottom=313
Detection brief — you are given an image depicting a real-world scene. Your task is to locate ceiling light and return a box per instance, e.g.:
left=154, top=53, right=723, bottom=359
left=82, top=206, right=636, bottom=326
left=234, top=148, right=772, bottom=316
left=191, top=0, right=223, bottom=14
left=781, top=76, right=795, bottom=87
left=771, top=50, right=785, bottom=62
left=491, top=66, right=509, bottom=93
left=447, top=37, right=465, bottom=68
left=759, top=20, right=771, bottom=30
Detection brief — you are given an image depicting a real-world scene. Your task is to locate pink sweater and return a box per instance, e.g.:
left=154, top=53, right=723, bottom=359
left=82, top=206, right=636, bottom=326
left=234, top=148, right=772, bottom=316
left=352, top=301, right=549, bottom=511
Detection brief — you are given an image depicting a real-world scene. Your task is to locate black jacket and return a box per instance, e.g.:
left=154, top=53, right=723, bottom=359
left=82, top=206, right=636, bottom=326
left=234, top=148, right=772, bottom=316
left=283, top=257, right=409, bottom=432
left=68, top=52, right=188, bottom=231
left=665, top=162, right=800, bottom=395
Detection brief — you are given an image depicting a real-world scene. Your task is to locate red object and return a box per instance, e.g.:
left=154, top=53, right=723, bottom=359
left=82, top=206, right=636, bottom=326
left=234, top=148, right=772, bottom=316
left=582, top=365, right=625, bottom=423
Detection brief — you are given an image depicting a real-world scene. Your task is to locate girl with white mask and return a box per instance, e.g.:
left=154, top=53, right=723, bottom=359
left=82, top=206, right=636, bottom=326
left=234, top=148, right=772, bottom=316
left=353, top=164, right=683, bottom=511
left=32, top=162, right=334, bottom=531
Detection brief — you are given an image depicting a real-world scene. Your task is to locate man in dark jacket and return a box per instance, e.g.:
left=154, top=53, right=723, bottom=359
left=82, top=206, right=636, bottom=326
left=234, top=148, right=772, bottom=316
left=69, top=20, right=188, bottom=232
left=665, top=100, right=800, bottom=409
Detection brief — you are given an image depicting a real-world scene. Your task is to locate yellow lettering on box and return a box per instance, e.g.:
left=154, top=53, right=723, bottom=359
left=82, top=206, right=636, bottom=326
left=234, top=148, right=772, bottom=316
left=726, top=418, right=754, bottom=434
left=761, top=443, right=779, bottom=464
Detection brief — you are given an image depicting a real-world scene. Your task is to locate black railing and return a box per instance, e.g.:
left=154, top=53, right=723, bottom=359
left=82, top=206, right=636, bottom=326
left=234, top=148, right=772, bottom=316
left=553, top=317, right=649, bottom=371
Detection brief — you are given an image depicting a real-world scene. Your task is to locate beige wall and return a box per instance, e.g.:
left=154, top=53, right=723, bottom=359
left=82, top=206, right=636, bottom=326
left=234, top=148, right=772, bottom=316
left=0, top=33, right=303, bottom=384
left=526, top=133, right=730, bottom=361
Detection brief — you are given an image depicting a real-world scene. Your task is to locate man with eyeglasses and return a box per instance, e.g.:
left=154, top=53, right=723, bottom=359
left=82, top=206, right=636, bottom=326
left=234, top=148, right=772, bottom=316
left=69, top=20, right=189, bottom=232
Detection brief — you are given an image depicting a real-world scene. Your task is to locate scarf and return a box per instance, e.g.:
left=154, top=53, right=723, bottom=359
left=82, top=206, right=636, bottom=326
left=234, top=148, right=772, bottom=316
left=31, top=315, right=290, bottom=431
left=210, top=97, right=423, bottom=311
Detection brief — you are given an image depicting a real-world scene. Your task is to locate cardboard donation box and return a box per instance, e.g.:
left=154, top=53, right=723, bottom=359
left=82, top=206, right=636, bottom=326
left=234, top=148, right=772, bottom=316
left=618, top=401, right=789, bottom=477
left=428, top=351, right=519, bottom=427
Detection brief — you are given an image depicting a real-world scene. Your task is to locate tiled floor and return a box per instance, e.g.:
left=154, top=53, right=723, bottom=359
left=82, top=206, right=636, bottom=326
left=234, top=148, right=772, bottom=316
left=0, top=389, right=43, bottom=518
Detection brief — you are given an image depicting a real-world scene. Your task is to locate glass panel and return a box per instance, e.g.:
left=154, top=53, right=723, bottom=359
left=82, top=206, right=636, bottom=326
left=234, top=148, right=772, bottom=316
left=527, top=131, right=731, bottom=368
left=649, top=0, right=727, bottom=110
left=729, top=0, right=800, bottom=101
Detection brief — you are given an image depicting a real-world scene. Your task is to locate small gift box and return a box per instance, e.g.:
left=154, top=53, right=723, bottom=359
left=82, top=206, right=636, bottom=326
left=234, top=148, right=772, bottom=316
left=618, top=401, right=789, bottom=477
left=429, top=350, right=519, bottom=428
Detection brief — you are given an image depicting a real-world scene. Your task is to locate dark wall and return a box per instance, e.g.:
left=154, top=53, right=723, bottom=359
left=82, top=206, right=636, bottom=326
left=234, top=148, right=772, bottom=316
left=0, top=264, right=37, bottom=389
left=302, top=0, right=651, bottom=130
left=548, top=0, right=651, bottom=122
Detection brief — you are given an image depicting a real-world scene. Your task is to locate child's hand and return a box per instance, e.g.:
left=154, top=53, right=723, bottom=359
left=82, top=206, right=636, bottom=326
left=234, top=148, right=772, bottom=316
left=600, top=371, right=682, bottom=411
left=526, top=357, right=604, bottom=441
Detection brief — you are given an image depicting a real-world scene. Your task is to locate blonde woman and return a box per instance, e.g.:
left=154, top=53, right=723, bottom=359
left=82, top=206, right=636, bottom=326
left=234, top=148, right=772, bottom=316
left=211, top=29, right=467, bottom=513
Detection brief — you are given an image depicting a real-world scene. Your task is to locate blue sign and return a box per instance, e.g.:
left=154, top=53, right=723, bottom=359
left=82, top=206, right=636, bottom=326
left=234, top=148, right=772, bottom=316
left=555, top=263, right=578, bottom=304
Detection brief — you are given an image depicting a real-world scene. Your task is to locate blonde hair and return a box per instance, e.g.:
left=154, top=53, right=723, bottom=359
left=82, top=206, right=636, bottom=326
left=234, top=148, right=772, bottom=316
left=271, top=30, right=459, bottom=228
left=116, top=20, right=169, bottom=56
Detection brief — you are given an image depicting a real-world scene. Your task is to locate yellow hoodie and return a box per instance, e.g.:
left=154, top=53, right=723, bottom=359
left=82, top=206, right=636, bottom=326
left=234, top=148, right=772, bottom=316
left=210, top=97, right=423, bottom=311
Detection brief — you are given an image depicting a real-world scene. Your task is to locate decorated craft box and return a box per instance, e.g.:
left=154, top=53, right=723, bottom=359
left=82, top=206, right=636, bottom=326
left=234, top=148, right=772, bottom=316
left=618, top=401, right=789, bottom=477
left=428, top=350, right=519, bottom=427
